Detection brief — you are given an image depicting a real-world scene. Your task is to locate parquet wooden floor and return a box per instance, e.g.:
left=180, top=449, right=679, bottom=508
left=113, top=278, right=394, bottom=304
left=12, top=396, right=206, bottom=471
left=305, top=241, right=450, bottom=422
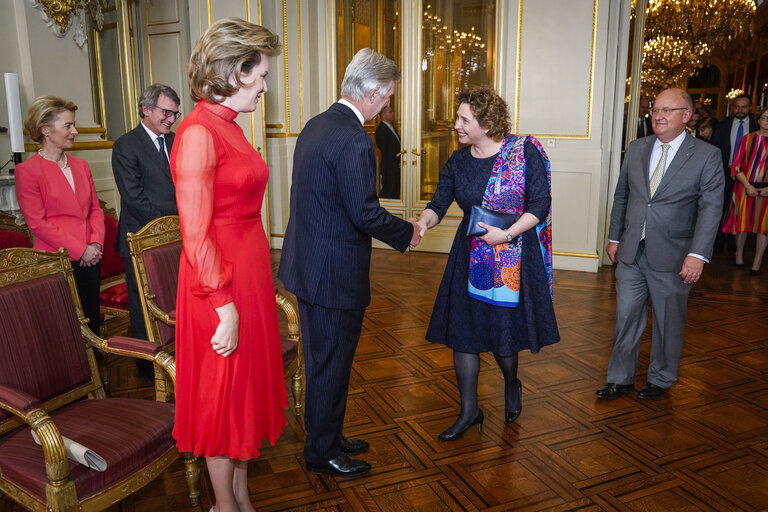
left=4, top=246, right=767, bottom=511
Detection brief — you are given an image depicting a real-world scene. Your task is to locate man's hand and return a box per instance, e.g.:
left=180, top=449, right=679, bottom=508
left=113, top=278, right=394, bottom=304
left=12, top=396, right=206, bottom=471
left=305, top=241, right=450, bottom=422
left=606, top=242, right=619, bottom=263
left=407, top=218, right=422, bottom=248
left=679, top=255, right=705, bottom=284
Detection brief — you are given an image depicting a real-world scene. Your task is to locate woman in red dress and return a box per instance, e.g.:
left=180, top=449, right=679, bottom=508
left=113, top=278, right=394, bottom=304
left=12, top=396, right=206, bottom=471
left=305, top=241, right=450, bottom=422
left=170, top=18, right=284, bottom=512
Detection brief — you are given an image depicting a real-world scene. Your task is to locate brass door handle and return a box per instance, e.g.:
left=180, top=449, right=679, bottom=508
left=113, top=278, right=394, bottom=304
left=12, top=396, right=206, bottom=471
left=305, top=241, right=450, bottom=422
left=411, top=149, right=421, bottom=155
left=396, top=150, right=407, bottom=157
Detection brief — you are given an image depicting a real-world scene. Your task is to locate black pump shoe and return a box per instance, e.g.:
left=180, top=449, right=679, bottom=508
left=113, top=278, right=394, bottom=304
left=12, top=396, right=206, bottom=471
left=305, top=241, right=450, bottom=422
left=505, top=379, right=522, bottom=424
left=438, top=409, right=484, bottom=441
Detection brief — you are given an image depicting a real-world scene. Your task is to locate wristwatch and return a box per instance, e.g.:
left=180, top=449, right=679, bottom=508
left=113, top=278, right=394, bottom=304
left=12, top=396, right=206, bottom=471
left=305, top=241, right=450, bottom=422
left=504, top=230, right=513, bottom=243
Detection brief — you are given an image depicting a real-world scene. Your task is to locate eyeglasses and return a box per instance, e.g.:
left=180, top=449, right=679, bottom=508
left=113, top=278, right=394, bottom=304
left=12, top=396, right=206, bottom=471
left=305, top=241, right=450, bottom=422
left=153, top=107, right=181, bottom=120
left=650, top=107, right=688, bottom=116
left=760, top=116, right=768, bottom=121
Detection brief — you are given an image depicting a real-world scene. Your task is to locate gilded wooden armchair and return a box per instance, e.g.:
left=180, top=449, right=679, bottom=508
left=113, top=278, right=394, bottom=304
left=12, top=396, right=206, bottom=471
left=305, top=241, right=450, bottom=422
left=127, top=215, right=303, bottom=415
left=0, top=248, right=199, bottom=511
left=0, top=210, right=32, bottom=249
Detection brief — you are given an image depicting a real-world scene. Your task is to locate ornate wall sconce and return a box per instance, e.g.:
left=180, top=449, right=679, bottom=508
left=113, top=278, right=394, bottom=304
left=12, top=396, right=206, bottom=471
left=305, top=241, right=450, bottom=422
left=32, top=0, right=107, bottom=48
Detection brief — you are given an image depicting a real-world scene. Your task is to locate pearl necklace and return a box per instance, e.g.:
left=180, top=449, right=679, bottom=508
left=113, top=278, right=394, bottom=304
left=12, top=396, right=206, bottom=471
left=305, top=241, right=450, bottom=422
left=38, top=149, right=68, bottom=168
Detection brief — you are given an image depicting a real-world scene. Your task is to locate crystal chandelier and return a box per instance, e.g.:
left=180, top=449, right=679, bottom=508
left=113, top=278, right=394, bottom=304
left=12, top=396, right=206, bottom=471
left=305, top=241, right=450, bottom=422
left=641, top=35, right=709, bottom=96
left=632, top=0, right=757, bottom=94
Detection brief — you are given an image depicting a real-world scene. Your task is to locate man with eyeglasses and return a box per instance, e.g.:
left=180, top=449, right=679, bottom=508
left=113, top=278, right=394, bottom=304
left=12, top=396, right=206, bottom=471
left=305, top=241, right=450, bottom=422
left=597, top=88, right=723, bottom=401
left=111, top=83, right=181, bottom=356
left=711, top=94, right=757, bottom=251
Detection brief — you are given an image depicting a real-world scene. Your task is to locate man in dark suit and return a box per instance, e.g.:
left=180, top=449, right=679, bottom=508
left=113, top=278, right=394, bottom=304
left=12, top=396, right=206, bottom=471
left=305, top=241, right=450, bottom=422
left=375, top=105, right=401, bottom=199
left=597, top=88, right=724, bottom=401
left=710, top=94, right=757, bottom=250
left=622, top=96, right=653, bottom=151
left=111, top=84, right=180, bottom=344
left=278, top=49, right=420, bottom=478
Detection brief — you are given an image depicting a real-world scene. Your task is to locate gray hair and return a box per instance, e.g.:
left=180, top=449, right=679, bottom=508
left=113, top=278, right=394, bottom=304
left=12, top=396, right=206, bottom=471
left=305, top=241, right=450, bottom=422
left=138, top=83, right=181, bottom=118
left=340, top=48, right=401, bottom=101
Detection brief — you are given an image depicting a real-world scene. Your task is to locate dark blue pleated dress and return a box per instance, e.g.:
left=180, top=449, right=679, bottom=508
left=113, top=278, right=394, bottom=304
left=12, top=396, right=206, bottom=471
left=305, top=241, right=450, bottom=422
left=425, top=143, right=560, bottom=355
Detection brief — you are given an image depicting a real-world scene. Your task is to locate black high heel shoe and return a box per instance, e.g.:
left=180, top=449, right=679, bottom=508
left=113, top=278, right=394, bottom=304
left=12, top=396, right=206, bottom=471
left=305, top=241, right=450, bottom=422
left=438, top=409, right=484, bottom=441
left=505, top=379, right=522, bottom=424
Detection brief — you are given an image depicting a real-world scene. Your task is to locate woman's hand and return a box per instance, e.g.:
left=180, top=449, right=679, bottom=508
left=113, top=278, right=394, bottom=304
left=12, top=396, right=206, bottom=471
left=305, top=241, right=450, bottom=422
left=79, top=243, right=102, bottom=267
left=758, top=186, right=768, bottom=197
left=211, top=302, right=239, bottom=357
left=477, top=222, right=509, bottom=246
left=746, top=184, right=759, bottom=197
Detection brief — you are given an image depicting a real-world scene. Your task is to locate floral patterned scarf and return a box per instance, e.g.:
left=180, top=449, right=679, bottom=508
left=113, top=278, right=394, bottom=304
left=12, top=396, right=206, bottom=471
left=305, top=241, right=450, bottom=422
left=467, top=134, right=553, bottom=307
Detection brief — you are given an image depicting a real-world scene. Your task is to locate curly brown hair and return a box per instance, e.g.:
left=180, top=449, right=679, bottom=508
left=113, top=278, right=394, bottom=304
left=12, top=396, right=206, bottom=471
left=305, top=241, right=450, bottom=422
left=189, top=18, right=281, bottom=103
left=456, top=86, right=511, bottom=141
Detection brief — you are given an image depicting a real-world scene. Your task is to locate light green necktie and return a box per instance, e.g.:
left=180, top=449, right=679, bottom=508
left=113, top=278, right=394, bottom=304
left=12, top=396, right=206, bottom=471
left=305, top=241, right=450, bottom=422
left=641, top=143, right=670, bottom=240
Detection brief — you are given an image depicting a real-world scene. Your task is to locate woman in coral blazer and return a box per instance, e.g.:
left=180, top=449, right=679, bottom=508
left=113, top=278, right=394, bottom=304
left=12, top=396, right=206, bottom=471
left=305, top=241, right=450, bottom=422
left=15, top=96, right=105, bottom=333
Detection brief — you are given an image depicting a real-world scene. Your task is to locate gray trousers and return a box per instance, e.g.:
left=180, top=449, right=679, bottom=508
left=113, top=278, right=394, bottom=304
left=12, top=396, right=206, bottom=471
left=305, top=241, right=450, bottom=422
left=606, top=243, right=692, bottom=388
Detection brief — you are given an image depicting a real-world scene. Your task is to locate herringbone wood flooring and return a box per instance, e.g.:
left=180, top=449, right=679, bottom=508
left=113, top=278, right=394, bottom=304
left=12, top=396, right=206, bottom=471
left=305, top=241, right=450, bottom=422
left=4, top=247, right=767, bottom=511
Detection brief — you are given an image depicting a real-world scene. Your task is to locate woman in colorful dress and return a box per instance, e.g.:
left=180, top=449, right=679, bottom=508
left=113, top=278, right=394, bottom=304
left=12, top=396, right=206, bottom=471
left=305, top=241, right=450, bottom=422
left=170, top=18, right=285, bottom=512
left=415, top=86, right=560, bottom=441
left=722, top=106, right=768, bottom=275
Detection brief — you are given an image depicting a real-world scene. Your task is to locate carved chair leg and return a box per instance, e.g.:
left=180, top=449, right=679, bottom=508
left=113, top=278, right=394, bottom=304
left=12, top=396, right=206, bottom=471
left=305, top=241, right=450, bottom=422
left=183, top=452, right=200, bottom=506
left=153, top=363, right=173, bottom=402
left=292, top=363, right=303, bottom=418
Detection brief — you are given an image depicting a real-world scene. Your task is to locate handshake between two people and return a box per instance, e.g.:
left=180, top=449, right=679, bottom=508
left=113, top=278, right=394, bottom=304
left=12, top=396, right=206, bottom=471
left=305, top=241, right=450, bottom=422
left=407, top=217, right=429, bottom=249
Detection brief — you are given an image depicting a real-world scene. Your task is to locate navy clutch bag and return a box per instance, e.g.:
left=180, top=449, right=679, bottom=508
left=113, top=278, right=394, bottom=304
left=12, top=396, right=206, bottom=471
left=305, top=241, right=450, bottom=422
left=466, top=205, right=520, bottom=237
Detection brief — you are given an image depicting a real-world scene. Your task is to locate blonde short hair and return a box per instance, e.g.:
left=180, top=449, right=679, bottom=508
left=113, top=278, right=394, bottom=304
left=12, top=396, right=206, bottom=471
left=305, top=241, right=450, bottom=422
left=24, top=95, right=78, bottom=142
left=188, top=18, right=281, bottom=103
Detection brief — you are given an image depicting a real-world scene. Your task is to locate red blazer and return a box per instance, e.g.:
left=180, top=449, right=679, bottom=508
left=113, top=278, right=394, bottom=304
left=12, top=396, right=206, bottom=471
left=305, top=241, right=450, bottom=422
left=15, top=153, right=105, bottom=261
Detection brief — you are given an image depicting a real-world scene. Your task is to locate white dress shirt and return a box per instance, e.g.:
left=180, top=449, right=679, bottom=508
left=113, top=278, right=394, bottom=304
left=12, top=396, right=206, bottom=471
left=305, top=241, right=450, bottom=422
left=338, top=98, right=364, bottom=125
left=140, top=120, right=169, bottom=159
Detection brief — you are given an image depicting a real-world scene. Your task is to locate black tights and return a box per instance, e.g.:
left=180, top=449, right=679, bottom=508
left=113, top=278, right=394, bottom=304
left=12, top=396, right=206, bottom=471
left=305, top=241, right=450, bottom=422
left=448, top=351, right=521, bottom=431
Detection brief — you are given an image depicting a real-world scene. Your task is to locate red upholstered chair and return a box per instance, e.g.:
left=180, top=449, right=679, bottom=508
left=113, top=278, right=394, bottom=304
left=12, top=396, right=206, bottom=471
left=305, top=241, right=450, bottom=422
left=128, top=216, right=303, bottom=414
left=276, top=290, right=304, bottom=418
left=98, top=201, right=129, bottom=325
left=0, top=247, right=200, bottom=512
left=127, top=216, right=182, bottom=402
left=0, top=210, right=32, bottom=249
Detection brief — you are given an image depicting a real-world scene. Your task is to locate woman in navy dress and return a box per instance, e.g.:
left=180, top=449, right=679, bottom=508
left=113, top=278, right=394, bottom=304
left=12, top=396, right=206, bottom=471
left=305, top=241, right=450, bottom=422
left=416, top=86, right=559, bottom=440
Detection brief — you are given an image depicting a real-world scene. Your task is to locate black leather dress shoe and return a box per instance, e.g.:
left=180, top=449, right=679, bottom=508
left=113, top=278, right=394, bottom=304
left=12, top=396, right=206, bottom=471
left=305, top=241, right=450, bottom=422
left=636, top=383, right=667, bottom=400
left=339, top=436, right=369, bottom=455
left=595, top=383, right=635, bottom=400
left=305, top=453, right=371, bottom=478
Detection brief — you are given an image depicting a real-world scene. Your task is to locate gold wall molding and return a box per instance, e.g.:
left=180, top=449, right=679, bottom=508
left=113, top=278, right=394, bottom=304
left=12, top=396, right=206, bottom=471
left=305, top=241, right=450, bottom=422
left=552, top=250, right=599, bottom=259
left=514, top=0, right=598, bottom=139
left=25, top=141, right=114, bottom=151
left=145, top=0, right=180, bottom=25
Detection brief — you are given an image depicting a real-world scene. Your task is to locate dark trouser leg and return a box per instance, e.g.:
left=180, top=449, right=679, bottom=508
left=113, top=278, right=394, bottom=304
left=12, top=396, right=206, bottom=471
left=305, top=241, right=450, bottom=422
left=493, top=352, right=520, bottom=411
left=298, top=299, right=365, bottom=464
left=123, top=256, right=148, bottom=340
left=446, top=351, right=480, bottom=431
left=606, top=251, right=649, bottom=385
left=71, top=261, right=101, bottom=334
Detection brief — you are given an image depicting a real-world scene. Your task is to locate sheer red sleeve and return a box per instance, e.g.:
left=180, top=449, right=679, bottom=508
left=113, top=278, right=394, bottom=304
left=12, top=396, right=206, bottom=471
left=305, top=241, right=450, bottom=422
left=172, top=124, right=234, bottom=308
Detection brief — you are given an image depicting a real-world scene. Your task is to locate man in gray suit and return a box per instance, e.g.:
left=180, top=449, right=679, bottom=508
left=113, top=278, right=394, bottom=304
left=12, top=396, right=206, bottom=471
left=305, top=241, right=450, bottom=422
left=112, top=84, right=180, bottom=344
left=596, top=88, right=724, bottom=400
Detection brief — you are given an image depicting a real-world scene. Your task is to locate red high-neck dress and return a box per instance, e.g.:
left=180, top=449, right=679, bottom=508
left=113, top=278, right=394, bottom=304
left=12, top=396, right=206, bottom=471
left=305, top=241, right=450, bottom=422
left=170, top=100, right=287, bottom=459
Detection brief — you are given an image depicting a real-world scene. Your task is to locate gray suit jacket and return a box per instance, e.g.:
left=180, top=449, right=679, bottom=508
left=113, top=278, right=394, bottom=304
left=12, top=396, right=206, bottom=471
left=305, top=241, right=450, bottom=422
left=111, top=124, right=178, bottom=257
left=609, top=132, right=724, bottom=271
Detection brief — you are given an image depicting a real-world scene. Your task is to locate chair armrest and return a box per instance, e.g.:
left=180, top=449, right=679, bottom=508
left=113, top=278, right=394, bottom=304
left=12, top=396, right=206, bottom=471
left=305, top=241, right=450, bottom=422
left=0, top=385, right=72, bottom=490
left=105, top=336, right=177, bottom=386
left=0, top=384, right=40, bottom=417
left=146, top=298, right=176, bottom=327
